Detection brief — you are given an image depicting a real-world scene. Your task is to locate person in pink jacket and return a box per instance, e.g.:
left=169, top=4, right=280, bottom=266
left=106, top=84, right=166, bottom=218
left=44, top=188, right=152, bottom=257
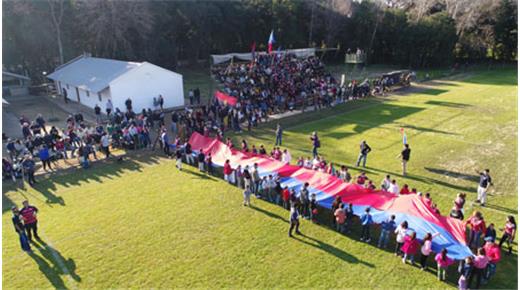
left=434, top=248, right=454, bottom=281
left=468, top=247, right=489, bottom=289
left=465, top=211, right=486, bottom=249
left=401, top=231, right=420, bottom=264
left=483, top=237, right=501, bottom=283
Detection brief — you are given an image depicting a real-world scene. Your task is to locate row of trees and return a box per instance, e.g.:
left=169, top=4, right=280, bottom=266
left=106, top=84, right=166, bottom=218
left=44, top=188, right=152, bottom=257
left=3, top=0, right=517, bottom=82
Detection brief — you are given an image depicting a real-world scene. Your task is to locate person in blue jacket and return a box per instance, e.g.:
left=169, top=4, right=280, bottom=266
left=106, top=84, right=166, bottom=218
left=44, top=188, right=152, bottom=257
left=360, top=207, right=373, bottom=242
left=38, top=145, right=51, bottom=171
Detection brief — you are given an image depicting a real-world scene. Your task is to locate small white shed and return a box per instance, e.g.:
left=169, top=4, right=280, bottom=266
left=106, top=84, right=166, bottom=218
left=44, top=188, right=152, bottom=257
left=47, top=54, right=184, bottom=112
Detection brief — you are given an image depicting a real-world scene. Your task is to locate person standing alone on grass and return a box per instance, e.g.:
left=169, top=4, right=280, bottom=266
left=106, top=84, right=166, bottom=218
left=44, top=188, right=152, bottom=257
left=197, top=149, right=205, bottom=172
left=475, top=169, right=492, bottom=206
left=398, top=143, right=411, bottom=176
left=11, top=206, right=31, bottom=252
left=356, top=140, right=371, bottom=168
left=310, top=132, right=320, bottom=158
left=20, top=200, right=39, bottom=242
left=288, top=206, right=301, bottom=237
left=275, top=124, right=283, bottom=146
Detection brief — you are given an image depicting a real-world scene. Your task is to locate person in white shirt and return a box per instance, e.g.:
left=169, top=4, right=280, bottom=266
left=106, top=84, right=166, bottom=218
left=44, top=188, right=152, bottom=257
left=419, top=232, right=441, bottom=270
left=381, top=175, right=392, bottom=191
left=106, top=99, right=113, bottom=116
left=312, top=156, right=320, bottom=170
left=100, top=133, right=110, bottom=159
left=388, top=180, right=399, bottom=194
left=394, top=221, right=408, bottom=256
left=281, top=149, right=292, bottom=164
left=261, top=176, right=270, bottom=200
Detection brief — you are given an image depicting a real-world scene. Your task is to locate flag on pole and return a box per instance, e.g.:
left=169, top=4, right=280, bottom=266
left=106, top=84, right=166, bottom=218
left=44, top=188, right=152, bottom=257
left=400, top=127, right=407, bottom=144
left=251, top=41, right=256, bottom=59
left=268, top=30, right=275, bottom=54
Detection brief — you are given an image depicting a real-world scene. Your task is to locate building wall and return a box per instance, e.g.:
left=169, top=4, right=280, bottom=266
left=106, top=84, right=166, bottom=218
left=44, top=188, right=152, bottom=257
left=109, top=62, right=184, bottom=112
left=56, top=82, right=111, bottom=112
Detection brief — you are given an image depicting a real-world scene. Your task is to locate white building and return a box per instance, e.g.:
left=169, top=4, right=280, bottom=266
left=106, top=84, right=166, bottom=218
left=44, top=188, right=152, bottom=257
left=47, top=54, right=184, bottom=113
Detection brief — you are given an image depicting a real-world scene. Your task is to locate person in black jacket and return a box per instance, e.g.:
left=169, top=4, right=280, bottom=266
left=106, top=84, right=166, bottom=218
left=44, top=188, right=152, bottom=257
left=12, top=206, right=31, bottom=252
left=197, top=149, right=205, bottom=172
left=398, top=143, right=411, bottom=176
left=184, top=141, right=194, bottom=165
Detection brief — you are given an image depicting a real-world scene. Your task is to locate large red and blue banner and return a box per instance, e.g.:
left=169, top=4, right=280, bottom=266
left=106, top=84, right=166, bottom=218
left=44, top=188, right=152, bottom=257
left=215, top=90, right=238, bottom=106
left=189, top=132, right=472, bottom=259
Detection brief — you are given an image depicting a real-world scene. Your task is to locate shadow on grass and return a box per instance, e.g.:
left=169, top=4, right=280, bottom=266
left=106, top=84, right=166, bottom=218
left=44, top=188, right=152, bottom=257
left=424, top=167, right=480, bottom=183
left=294, top=233, right=375, bottom=268
left=401, top=124, right=459, bottom=136
left=250, top=205, right=289, bottom=223
left=319, top=103, right=425, bottom=140
left=419, top=89, right=449, bottom=96
left=250, top=204, right=374, bottom=267
left=28, top=239, right=81, bottom=288
left=363, top=167, right=476, bottom=193
left=183, top=168, right=219, bottom=181
left=2, top=152, right=164, bottom=213
left=484, top=203, right=518, bottom=215
left=425, top=100, right=470, bottom=108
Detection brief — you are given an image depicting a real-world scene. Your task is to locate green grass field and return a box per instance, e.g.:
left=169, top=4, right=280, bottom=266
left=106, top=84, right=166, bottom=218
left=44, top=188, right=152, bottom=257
left=2, top=68, right=517, bottom=289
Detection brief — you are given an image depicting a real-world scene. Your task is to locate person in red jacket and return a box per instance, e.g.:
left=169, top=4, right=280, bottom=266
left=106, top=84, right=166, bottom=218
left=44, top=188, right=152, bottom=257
left=19, top=200, right=40, bottom=242
left=281, top=186, right=290, bottom=209
left=223, top=160, right=233, bottom=184
left=483, top=237, right=501, bottom=283
left=399, top=184, right=411, bottom=195
left=465, top=211, right=486, bottom=249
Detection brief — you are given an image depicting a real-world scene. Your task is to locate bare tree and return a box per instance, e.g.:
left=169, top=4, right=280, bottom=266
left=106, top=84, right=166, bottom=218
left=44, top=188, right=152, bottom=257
left=76, top=0, right=154, bottom=59
left=48, top=0, right=65, bottom=64
left=316, top=0, right=354, bottom=46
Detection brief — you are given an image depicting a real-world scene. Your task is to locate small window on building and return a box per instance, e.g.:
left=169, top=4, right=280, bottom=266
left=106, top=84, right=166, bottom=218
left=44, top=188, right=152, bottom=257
left=98, top=93, right=102, bottom=102
left=86, top=90, right=90, bottom=97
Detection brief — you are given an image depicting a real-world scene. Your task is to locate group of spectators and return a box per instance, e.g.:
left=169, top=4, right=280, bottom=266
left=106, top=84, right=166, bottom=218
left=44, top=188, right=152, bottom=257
left=211, top=53, right=381, bottom=117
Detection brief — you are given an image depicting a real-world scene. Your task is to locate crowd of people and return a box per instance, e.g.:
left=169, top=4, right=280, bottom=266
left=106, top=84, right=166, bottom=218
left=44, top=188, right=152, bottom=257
left=211, top=53, right=407, bottom=120
left=168, top=131, right=514, bottom=289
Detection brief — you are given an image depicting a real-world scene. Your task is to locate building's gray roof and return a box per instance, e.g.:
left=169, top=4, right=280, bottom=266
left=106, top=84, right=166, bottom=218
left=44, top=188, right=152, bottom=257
left=3, top=71, right=31, bottom=81
left=47, top=56, right=142, bottom=93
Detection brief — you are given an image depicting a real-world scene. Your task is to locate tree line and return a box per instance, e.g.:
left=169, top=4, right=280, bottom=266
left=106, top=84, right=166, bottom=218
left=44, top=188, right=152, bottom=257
left=2, top=0, right=517, bottom=83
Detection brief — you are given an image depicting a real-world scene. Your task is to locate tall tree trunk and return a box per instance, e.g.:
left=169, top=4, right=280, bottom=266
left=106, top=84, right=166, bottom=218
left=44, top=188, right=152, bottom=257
left=308, top=2, right=315, bottom=47
left=48, top=0, right=64, bottom=65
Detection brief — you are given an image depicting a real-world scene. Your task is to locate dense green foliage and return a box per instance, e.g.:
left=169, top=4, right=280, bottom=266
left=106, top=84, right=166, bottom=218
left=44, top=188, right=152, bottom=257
left=2, top=0, right=517, bottom=82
